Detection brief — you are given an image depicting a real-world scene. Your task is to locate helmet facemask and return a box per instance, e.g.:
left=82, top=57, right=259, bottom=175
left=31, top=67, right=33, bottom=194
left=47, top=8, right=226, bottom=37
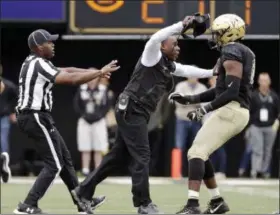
left=208, top=28, right=229, bottom=50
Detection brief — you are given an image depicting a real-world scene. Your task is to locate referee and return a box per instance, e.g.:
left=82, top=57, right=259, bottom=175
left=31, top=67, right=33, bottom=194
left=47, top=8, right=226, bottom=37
left=13, top=29, right=119, bottom=214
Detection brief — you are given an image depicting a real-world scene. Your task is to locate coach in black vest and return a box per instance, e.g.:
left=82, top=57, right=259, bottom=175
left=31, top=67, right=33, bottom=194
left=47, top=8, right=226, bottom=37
left=73, top=15, right=216, bottom=214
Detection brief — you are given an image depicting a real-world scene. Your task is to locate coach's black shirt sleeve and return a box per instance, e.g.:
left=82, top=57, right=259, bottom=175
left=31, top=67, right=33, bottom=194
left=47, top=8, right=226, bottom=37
left=36, top=58, right=61, bottom=83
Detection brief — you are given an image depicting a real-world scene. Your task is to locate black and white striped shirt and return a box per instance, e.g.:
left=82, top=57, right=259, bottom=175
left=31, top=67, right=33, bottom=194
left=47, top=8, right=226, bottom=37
left=16, top=54, right=60, bottom=112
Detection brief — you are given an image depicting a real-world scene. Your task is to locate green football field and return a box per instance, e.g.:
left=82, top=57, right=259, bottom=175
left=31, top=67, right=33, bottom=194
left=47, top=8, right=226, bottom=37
left=1, top=177, right=279, bottom=214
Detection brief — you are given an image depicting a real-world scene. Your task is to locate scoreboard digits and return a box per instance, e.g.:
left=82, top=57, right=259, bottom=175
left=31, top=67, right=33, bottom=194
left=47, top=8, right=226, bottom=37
left=69, top=0, right=278, bottom=35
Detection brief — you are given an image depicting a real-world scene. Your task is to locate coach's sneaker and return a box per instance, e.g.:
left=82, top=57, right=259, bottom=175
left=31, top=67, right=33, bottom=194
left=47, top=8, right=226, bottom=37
left=138, top=203, right=163, bottom=214
left=71, top=187, right=94, bottom=214
left=91, top=195, right=106, bottom=210
left=1, top=152, right=11, bottom=183
left=77, top=195, right=106, bottom=213
left=203, top=198, right=230, bottom=214
left=176, top=205, right=201, bottom=214
left=13, top=202, right=43, bottom=214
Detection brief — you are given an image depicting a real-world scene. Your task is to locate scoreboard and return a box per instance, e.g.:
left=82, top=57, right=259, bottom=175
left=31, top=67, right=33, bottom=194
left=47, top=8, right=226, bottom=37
left=69, top=0, right=279, bottom=35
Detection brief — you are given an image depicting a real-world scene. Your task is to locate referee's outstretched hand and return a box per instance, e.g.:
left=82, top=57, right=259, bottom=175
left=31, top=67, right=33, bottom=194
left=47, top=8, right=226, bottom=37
left=101, top=60, right=120, bottom=79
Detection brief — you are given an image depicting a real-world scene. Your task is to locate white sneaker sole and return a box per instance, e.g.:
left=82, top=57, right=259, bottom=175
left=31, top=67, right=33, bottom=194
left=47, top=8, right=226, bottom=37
left=2, top=152, right=11, bottom=183
left=13, top=209, right=28, bottom=214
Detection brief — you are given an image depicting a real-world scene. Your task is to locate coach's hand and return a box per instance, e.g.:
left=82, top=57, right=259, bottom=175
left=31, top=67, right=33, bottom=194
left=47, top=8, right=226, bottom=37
left=212, top=58, right=221, bottom=76
left=101, top=60, right=120, bottom=79
left=187, top=107, right=208, bottom=121
left=168, top=92, right=194, bottom=105
left=182, top=15, right=195, bottom=28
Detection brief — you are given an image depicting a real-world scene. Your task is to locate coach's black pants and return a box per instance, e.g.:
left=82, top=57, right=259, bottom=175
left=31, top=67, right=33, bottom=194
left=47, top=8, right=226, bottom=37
left=79, top=101, right=152, bottom=207
left=17, top=111, right=79, bottom=206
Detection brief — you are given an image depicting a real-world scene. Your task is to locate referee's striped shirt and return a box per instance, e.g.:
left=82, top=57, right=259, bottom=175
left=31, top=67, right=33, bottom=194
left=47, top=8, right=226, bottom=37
left=16, top=54, right=60, bottom=113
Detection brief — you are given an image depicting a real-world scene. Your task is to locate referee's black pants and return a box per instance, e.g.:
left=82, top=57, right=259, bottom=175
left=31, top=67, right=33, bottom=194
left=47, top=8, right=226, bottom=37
left=79, top=101, right=152, bottom=207
left=17, top=111, right=79, bottom=206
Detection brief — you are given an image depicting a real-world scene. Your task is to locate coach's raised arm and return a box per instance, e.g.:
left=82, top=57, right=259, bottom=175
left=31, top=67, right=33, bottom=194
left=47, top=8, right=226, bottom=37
left=142, top=14, right=214, bottom=79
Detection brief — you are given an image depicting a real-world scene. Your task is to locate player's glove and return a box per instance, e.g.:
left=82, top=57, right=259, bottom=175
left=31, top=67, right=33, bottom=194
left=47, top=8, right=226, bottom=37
left=187, top=105, right=212, bottom=121
left=168, top=92, right=195, bottom=105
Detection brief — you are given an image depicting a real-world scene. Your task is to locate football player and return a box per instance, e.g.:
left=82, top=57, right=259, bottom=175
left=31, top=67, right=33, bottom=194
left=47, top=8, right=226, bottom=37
left=169, top=14, right=256, bottom=214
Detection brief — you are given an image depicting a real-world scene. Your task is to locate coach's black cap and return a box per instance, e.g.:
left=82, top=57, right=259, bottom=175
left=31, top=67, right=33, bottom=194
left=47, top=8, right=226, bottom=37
left=28, top=29, right=59, bottom=49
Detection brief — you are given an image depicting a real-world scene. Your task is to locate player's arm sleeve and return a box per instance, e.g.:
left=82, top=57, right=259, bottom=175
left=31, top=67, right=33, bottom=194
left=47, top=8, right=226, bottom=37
left=205, top=45, right=243, bottom=111
left=191, top=88, right=216, bottom=103
left=37, top=58, right=61, bottom=83
left=172, top=62, right=214, bottom=78
left=141, top=22, right=184, bottom=67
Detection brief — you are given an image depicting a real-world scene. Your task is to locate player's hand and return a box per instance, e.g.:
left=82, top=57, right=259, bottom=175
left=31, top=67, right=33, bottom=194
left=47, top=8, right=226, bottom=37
left=101, top=60, right=120, bottom=78
left=187, top=107, right=208, bottom=121
left=168, top=92, right=193, bottom=105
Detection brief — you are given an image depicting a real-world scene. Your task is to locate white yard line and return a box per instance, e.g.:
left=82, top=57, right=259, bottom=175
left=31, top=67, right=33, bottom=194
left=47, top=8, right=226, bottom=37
left=2, top=177, right=279, bottom=186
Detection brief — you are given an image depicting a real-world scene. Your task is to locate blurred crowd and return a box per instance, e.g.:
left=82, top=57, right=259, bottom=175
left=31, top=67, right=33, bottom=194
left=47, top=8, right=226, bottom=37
left=1, top=62, right=279, bottom=179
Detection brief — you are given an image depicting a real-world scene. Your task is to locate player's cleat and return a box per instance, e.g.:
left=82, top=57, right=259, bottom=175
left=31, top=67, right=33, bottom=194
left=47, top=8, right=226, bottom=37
left=203, top=198, right=230, bottom=214
left=71, top=187, right=94, bottom=214
left=13, top=202, right=43, bottom=214
left=77, top=195, right=106, bottom=213
left=1, top=152, right=11, bottom=183
left=138, top=203, right=164, bottom=214
left=176, top=205, right=201, bottom=214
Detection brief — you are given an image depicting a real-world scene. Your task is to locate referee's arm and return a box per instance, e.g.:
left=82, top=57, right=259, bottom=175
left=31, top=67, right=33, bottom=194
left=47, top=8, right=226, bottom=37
left=37, top=59, right=120, bottom=85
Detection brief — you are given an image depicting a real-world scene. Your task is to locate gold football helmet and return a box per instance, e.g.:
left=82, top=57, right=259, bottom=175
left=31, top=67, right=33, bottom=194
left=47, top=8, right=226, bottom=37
left=209, top=14, right=246, bottom=49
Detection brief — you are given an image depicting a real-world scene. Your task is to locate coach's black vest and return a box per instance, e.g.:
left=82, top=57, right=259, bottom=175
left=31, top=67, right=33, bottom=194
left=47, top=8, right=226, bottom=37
left=124, top=54, right=175, bottom=114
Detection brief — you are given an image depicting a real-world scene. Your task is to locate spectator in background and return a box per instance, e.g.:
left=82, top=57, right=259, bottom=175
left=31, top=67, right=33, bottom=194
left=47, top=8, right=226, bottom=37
left=0, top=64, right=15, bottom=183
left=105, top=108, right=117, bottom=149
left=203, top=76, right=227, bottom=180
left=171, top=78, right=207, bottom=178
left=102, top=78, right=116, bottom=149
left=74, top=75, right=112, bottom=176
left=0, top=77, right=18, bottom=153
left=239, top=72, right=279, bottom=178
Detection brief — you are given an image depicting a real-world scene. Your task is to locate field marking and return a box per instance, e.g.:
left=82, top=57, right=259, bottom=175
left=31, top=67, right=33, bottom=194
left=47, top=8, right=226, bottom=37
left=222, top=185, right=279, bottom=199
left=2, top=177, right=279, bottom=186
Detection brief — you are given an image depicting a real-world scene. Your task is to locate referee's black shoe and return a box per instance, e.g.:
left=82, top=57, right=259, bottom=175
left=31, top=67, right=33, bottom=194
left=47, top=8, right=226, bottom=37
left=77, top=195, right=106, bottom=214
left=203, top=197, right=230, bottom=214
left=13, top=202, right=43, bottom=214
left=71, top=187, right=94, bottom=214
left=1, top=152, right=11, bottom=183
